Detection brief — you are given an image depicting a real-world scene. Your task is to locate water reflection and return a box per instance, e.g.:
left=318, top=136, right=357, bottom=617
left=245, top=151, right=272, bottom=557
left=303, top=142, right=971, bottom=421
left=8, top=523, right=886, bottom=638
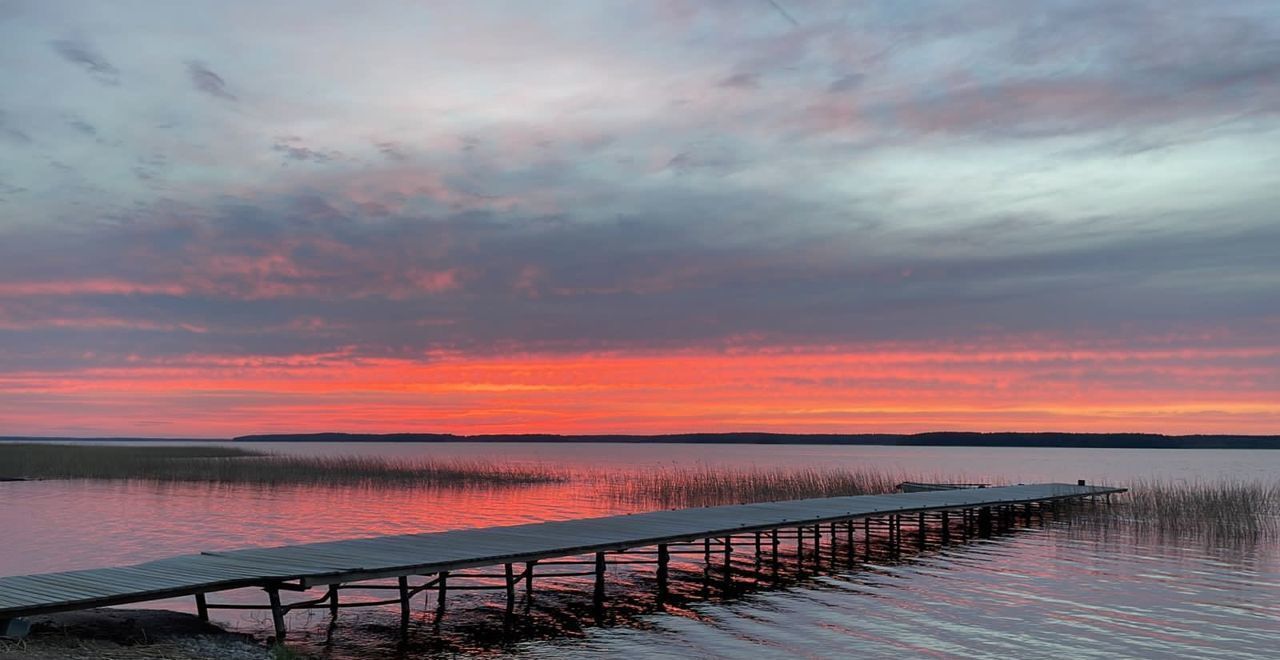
left=3, top=443, right=1279, bottom=658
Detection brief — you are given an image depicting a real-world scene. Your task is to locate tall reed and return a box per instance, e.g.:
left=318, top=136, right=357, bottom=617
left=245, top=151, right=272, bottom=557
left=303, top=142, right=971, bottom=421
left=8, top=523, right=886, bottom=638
left=1104, top=479, right=1280, bottom=540
left=602, top=464, right=980, bottom=508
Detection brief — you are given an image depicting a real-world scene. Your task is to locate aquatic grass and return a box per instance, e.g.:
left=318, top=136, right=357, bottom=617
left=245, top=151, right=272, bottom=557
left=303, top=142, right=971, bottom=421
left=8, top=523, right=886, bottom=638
left=0, top=443, right=566, bottom=487
left=1106, top=479, right=1280, bottom=540
left=601, top=464, right=987, bottom=508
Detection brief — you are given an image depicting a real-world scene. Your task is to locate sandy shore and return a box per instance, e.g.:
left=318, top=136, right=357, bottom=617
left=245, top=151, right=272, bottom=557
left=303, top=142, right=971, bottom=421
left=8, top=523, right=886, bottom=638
left=0, top=609, right=271, bottom=660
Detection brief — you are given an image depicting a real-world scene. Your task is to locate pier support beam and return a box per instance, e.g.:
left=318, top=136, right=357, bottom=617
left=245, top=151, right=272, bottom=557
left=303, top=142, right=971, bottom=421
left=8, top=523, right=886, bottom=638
left=398, top=576, right=411, bottom=633
left=656, top=544, right=669, bottom=607
left=593, top=552, right=606, bottom=615
left=327, top=584, right=339, bottom=623
left=723, top=537, right=733, bottom=591
left=194, top=593, right=208, bottom=622
left=524, top=561, right=535, bottom=606
left=504, top=563, right=516, bottom=616
left=435, top=571, right=448, bottom=623
left=265, top=587, right=286, bottom=641
left=918, top=511, right=927, bottom=550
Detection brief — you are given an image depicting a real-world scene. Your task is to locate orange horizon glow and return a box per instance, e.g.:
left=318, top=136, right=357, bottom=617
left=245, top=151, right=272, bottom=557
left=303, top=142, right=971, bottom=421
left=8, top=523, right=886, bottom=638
left=3, top=338, right=1277, bottom=438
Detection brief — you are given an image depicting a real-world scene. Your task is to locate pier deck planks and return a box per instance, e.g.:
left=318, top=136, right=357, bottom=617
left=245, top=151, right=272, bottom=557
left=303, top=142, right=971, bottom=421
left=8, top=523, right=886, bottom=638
left=0, top=483, right=1121, bottom=618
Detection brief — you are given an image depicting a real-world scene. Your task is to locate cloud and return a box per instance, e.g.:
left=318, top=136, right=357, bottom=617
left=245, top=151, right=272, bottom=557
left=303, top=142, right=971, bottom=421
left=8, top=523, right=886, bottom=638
left=0, top=111, right=31, bottom=144
left=375, top=141, right=407, bottom=161
left=185, top=60, right=237, bottom=101
left=64, top=116, right=97, bottom=138
left=49, top=38, right=119, bottom=84
left=718, top=72, right=760, bottom=89
left=828, top=73, right=864, bottom=93
left=272, top=137, right=340, bottom=164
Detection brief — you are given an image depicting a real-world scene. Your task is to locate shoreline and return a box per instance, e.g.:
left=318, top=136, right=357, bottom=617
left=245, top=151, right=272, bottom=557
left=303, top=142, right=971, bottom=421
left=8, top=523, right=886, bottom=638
left=5, top=431, right=1280, bottom=449
left=0, top=609, right=269, bottom=660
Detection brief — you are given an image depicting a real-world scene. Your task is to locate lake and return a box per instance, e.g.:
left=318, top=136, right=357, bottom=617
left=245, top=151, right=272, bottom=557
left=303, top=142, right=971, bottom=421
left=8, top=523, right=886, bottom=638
left=2, top=442, right=1277, bottom=658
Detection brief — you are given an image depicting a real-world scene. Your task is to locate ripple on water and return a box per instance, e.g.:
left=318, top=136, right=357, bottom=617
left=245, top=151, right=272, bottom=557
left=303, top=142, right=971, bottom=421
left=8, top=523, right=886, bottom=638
left=516, top=527, right=1279, bottom=660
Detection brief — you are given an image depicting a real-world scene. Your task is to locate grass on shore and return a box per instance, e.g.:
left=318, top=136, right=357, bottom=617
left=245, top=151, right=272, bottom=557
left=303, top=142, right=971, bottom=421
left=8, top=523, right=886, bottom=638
left=0, top=443, right=565, bottom=487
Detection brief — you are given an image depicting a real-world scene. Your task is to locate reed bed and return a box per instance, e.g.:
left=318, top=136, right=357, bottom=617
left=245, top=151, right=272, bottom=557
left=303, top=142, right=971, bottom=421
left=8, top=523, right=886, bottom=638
left=1102, top=479, right=1280, bottom=541
left=0, top=443, right=566, bottom=487
left=601, top=464, right=980, bottom=508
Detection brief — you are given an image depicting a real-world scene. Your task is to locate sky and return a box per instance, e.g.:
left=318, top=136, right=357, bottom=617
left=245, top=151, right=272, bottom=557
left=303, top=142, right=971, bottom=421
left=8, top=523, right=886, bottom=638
left=1, top=0, right=1278, bottom=437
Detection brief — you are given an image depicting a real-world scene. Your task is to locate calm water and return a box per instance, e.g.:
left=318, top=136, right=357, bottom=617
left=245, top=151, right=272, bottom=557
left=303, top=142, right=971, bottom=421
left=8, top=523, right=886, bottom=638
left=2, top=443, right=1278, bottom=657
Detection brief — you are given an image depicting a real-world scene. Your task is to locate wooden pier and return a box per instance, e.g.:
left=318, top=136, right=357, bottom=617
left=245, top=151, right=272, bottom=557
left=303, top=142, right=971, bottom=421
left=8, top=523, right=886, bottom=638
left=0, top=482, right=1122, bottom=640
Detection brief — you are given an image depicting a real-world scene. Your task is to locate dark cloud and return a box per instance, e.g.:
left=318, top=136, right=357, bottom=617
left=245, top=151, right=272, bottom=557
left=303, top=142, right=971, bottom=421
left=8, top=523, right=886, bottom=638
left=64, top=116, right=97, bottom=138
left=49, top=38, right=119, bottom=84
left=185, top=60, right=237, bottom=101
left=828, top=73, right=864, bottom=93
left=1, top=179, right=1276, bottom=369
left=718, top=72, right=760, bottom=89
left=375, top=141, right=407, bottom=161
left=0, top=111, right=31, bottom=144
left=272, top=137, right=340, bottom=164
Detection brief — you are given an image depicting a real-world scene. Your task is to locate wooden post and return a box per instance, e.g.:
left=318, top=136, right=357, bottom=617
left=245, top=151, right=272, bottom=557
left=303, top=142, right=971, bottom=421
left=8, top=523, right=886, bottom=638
left=266, top=587, right=286, bottom=641
left=398, top=576, right=411, bottom=633
left=863, top=518, right=872, bottom=561
left=978, top=507, right=992, bottom=538
left=702, top=538, right=712, bottom=595
left=722, top=536, right=733, bottom=591
left=771, top=528, right=780, bottom=577
left=435, top=571, right=448, bottom=622
left=504, top=563, right=516, bottom=615
left=845, top=521, right=854, bottom=566
left=327, top=584, right=339, bottom=622
left=830, top=522, right=839, bottom=565
left=918, top=511, right=927, bottom=550
left=194, top=593, right=208, bottom=622
left=754, top=531, right=762, bottom=569
left=796, top=527, right=805, bottom=571
left=656, top=544, right=669, bottom=607
left=941, top=511, right=950, bottom=544
left=593, top=552, right=606, bottom=613
left=812, top=525, right=821, bottom=567
left=524, top=561, right=535, bottom=605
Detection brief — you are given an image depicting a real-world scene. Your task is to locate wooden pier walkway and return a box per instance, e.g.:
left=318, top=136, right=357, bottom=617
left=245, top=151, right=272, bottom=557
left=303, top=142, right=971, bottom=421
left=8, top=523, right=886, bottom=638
left=0, top=482, right=1122, bottom=639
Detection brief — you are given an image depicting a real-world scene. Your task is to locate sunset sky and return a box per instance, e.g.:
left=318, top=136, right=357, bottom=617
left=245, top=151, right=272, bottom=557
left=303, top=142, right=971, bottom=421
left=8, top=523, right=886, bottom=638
left=1, top=1, right=1278, bottom=437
